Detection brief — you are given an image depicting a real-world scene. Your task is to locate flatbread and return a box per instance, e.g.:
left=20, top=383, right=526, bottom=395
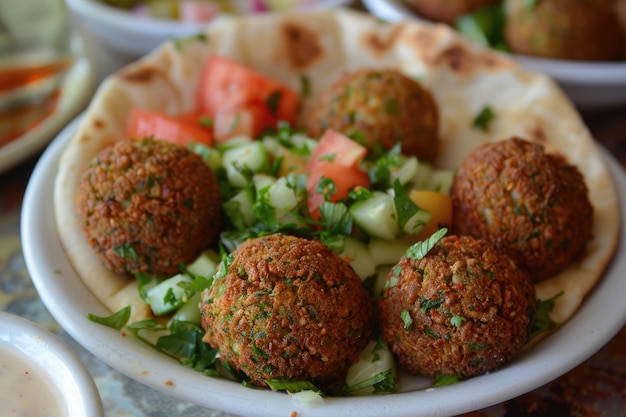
left=54, top=9, right=619, bottom=326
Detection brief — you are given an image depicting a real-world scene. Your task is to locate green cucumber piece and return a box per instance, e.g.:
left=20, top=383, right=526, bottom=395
left=187, top=250, right=221, bottom=278
left=222, top=141, right=269, bottom=188
left=368, top=238, right=411, bottom=266
left=350, top=191, right=399, bottom=240
left=346, top=340, right=396, bottom=396
left=224, top=187, right=256, bottom=229
left=340, top=237, right=376, bottom=281
left=430, top=170, right=455, bottom=194
left=268, top=176, right=299, bottom=211
left=390, top=156, right=419, bottom=187
left=169, top=292, right=202, bottom=325
left=145, top=273, right=192, bottom=316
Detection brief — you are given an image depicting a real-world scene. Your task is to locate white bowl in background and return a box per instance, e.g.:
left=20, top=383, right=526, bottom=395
left=361, top=0, right=626, bottom=109
left=0, top=311, right=104, bottom=417
left=66, top=0, right=353, bottom=58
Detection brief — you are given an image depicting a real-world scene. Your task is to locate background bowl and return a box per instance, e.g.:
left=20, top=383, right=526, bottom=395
left=361, top=0, right=626, bottom=109
left=66, top=0, right=354, bottom=58
left=0, top=312, right=104, bottom=417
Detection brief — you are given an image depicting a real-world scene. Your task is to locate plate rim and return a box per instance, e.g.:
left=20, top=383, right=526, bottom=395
left=21, top=115, right=626, bottom=417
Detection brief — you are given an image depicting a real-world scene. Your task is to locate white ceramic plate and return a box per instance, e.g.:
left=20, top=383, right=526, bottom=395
left=361, top=0, right=626, bottom=109
left=0, top=38, right=95, bottom=175
left=66, top=0, right=354, bottom=58
left=0, top=312, right=104, bottom=417
left=21, top=115, right=626, bottom=416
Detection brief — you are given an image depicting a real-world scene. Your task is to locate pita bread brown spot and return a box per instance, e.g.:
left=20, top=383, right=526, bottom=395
left=360, top=25, right=404, bottom=57
left=529, top=121, right=548, bottom=143
left=92, top=119, right=105, bottom=129
left=432, top=43, right=509, bottom=75
left=121, top=67, right=162, bottom=83
left=282, top=21, right=323, bottom=70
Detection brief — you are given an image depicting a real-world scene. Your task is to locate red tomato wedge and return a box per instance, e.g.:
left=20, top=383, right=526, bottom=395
left=197, top=55, right=299, bottom=134
left=213, top=103, right=267, bottom=143
left=307, top=129, right=369, bottom=172
left=306, top=163, right=371, bottom=219
left=127, top=108, right=214, bottom=147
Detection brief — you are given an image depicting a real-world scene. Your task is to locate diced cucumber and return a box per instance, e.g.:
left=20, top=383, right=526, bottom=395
left=216, top=135, right=253, bottom=150
left=222, top=141, right=269, bottom=188
left=430, top=169, right=455, bottom=194
left=373, top=265, right=393, bottom=298
left=346, top=340, right=396, bottom=396
left=224, top=187, right=256, bottom=229
left=402, top=207, right=432, bottom=236
left=268, top=176, right=299, bottom=211
left=253, top=174, right=277, bottom=195
left=368, top=238, right=411, bottom=266
left=390, top=156, right=419, bottom=187
left=169, top=292, right=202, bottom=325
left=350, top=191, right=399, bottom=240
left=412, top=160, right=433, bottom=190
left=145, top=273, right=192, bottom=316
left=187, top=249, right=221, bottom=278
left=340, top=237, right=376, bottom=281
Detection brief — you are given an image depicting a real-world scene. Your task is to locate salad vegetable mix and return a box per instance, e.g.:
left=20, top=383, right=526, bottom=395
left=86, top=55, right=559, bottom=396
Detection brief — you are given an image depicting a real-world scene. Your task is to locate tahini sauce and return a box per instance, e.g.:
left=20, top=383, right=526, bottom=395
left=0, top=343, right=65, bottom=417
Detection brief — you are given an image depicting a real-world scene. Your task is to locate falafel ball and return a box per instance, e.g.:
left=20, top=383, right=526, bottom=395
left=77, top=138, right=222, bottom=278
left=200, top=234, right=372, bottom=388
left=378, top=234, right=536, bottom=378
left=407, top=0, right=500, bottom=25
left=307, top=68, right=439, bottom=161
left=504, top=0, right=624, bottom=61
left=450, top=137, right=593, bottom=282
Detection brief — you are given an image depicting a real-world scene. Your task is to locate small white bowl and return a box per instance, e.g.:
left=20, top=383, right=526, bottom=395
left=0, top=312, right=104, bottom=417
left=362, top=0, right=626, bottom=108
left=66, top=0, right=353, bottom=58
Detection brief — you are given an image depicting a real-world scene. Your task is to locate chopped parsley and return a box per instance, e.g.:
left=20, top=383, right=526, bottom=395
left=472, top=105, right=496, bottom=132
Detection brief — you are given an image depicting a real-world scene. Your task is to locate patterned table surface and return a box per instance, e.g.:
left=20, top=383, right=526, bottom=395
left=2, top=11, right=626, bottom=417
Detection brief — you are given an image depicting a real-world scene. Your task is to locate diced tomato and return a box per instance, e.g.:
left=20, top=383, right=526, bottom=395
left=213, top=103, right=267, bottom=143
left=126, top=108, right=214, bottom=147
left=307, top=129, right=369, bottom=172
left=306, top=163, right=371, bottom=219
left=197, top=55, right=299, bottom=135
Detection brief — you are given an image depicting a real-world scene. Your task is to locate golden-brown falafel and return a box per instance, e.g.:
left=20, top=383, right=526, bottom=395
left=200, top=234, right=372, bottom=388
left=378, top=234, right=536, bottom=378
left=450, top=137, right=593, bottom=282
left=504, top=0, right=624, bottom=61
left=77, top=138, right=222, bottom=278
left=307, top=68, right=439, bottom=161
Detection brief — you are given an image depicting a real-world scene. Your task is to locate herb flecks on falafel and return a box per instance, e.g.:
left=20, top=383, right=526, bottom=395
left=77, top=138, right=222, bottom=278
left=450, top=137, right=593, bottom=282
left=200, top=233, right=372, bottom=388
left=379, top=234, right=536, bottom=378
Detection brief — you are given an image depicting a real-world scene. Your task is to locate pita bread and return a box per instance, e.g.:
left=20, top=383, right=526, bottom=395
left=55, top=9, right=618, bottom=327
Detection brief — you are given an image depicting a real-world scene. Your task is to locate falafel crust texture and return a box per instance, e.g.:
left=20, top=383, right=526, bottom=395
left=450, top=137, right=593, bottom=282
left=378, top=235, right=536, bottom=378
left=200, top=234, right=373, bottom=388
left=77, top=139, right=222, bottom=278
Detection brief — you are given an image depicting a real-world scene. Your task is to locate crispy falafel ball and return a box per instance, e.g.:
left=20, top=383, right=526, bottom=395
left=200, top=234, right=372, bottom=388
left=504, top=0, right=624, bottom=61
left=378, top=234, right=536, bottom=378
left=77, top=138, right=222, bottom=277
left=451, top=137, right=593, bottom=282
left=406, top=0, right=500, bottom=25
left=307, top=68, right=439, bottom=161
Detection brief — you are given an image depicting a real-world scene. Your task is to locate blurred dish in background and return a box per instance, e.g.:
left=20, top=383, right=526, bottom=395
left=0, top=0, right=73, bottom=118
left=66, top=0, right=353, bottom=57
left=0, top=37, right=94, bottom=174
left=362, top=0, right=626, bottom=108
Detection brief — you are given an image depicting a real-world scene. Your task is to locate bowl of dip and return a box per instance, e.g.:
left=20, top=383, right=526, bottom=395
left=0, top=311, right=103, bottom=417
